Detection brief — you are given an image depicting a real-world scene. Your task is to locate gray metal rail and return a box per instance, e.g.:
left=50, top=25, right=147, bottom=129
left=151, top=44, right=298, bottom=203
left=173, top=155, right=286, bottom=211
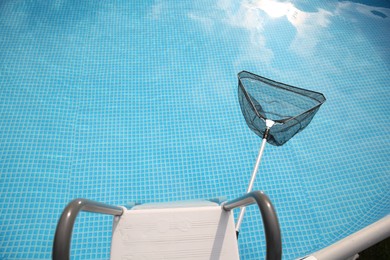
left=53, top=191, right=281, bottom=260
left=223, top=191, right=282, bottom=260
left=52, top=199, right=124, bottom=260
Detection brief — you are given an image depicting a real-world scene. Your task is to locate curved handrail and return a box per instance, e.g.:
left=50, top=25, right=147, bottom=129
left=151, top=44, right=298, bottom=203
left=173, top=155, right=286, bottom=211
left=53, top=192, right=280, bottom=260
left=52, top=199, right=124, bottom=260
left=223, top=191, right=282, bottom=260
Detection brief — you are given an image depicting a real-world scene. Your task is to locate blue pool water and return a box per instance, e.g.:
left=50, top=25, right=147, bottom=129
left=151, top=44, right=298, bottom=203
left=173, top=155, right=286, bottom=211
left=1, top=0, right=389, bottom=259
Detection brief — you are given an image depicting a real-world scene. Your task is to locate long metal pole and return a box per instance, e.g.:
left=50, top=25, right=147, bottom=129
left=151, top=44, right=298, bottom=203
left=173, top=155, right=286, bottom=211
left=235, top=137, right=267, bottom=233
left=235, top=120, right=274, bottom=235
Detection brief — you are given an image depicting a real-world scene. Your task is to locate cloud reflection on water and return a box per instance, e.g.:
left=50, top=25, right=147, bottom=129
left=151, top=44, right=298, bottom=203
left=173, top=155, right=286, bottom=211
left=188, top=0, right=389, bottom=68
left=215, top=0, right=334, bottom=61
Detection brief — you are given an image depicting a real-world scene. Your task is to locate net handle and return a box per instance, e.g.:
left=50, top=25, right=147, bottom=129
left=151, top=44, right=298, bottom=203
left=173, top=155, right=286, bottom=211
left=236, top=120, right=274, bottom=234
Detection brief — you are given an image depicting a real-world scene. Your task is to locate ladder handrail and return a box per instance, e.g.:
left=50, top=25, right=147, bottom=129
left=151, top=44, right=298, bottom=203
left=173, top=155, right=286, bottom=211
left=223, top=190, right=282, bottom=260
left=52, top=199, right=124, bottom=260
left=53, top=190, right=281, bottom=260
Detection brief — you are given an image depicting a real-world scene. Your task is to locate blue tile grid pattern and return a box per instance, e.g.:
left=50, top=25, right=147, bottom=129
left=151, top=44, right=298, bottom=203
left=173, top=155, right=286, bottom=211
left=1, top=0, right=389, bottom=259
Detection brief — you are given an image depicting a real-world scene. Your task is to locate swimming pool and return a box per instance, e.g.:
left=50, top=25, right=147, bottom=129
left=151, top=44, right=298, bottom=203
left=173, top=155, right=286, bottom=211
left=1, top=0, right=389, bottom=259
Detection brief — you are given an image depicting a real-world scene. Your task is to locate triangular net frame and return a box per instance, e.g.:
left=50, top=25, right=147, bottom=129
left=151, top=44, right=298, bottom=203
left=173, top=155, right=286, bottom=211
left=238, top=71, right=326, bottom=146
left=235, top=71, right=326, bottom=234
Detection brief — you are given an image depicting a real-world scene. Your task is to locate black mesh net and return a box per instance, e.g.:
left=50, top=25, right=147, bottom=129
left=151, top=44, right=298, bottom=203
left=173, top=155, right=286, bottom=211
left=238, top=71, right=326, bottom=146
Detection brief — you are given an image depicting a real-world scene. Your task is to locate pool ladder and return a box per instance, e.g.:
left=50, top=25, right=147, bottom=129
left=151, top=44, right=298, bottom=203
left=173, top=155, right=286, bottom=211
left=53, top=191, right=282, bottom=260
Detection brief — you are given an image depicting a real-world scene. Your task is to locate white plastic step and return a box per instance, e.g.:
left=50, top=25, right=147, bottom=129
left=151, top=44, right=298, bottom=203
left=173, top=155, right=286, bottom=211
left=110, top=203, right=239, bottom=260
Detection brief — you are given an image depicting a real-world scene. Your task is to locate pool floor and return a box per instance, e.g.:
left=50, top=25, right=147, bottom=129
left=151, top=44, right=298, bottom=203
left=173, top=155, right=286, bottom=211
left=1, top=0, right=390, bottom=259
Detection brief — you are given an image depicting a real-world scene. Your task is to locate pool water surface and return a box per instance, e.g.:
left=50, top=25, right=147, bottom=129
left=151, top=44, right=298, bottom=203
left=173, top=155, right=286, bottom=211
left=1, top=0, right=389, bottom=259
